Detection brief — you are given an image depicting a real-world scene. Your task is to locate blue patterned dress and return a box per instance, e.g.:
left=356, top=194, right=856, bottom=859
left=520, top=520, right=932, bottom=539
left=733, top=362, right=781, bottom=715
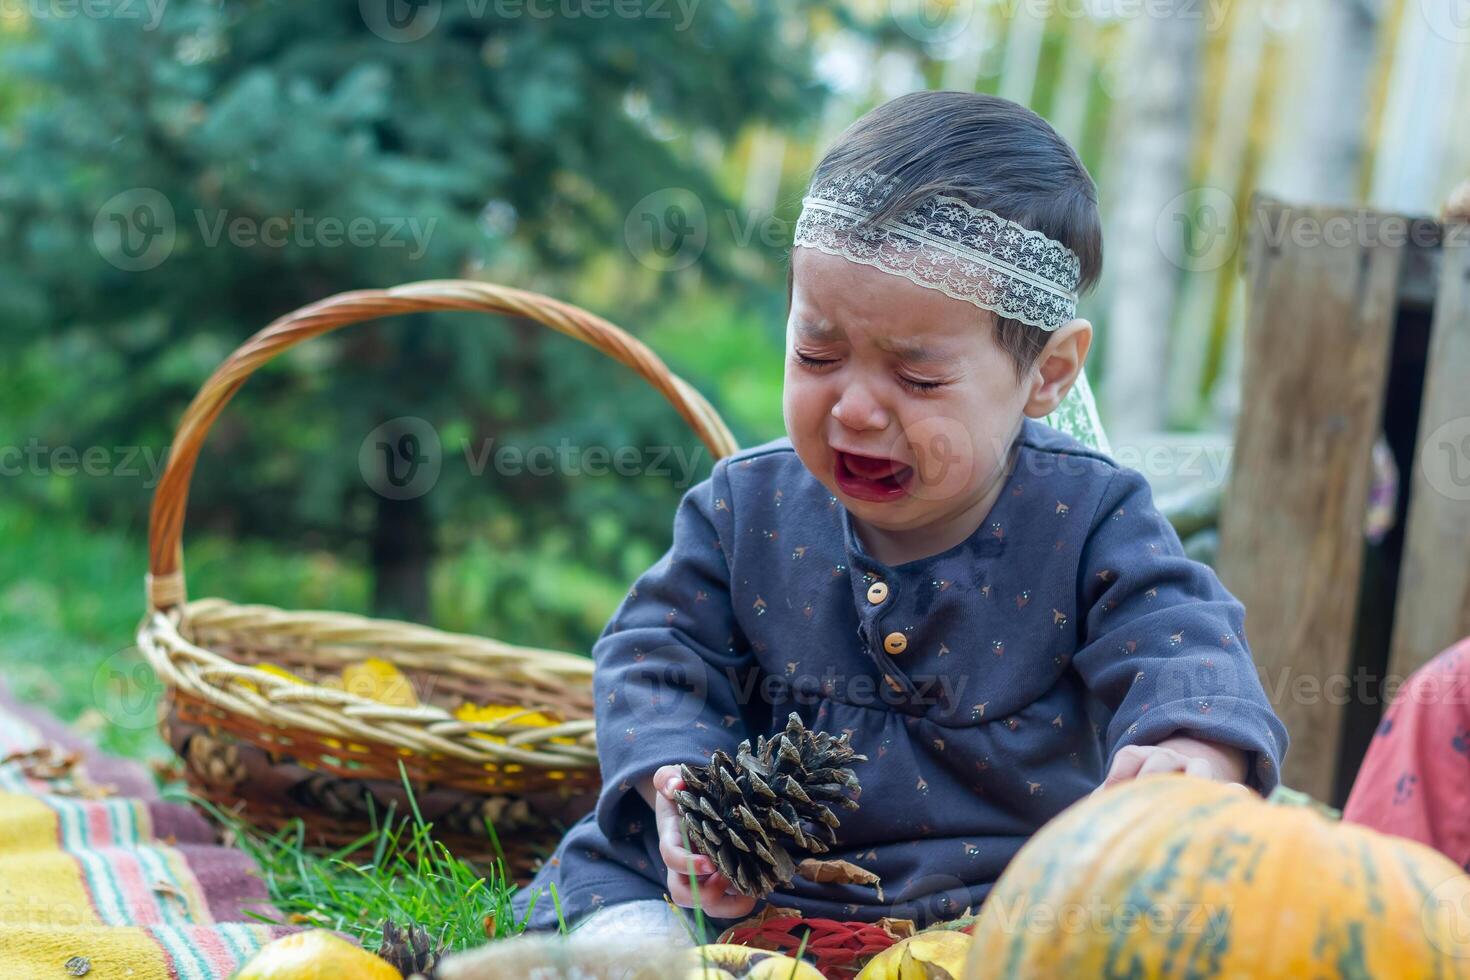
left=512, top=417, right=1288, bottom=930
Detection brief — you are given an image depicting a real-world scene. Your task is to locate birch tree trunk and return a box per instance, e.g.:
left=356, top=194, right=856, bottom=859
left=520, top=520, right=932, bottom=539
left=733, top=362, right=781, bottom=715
left=1100, top=2, right=1203, bottom=438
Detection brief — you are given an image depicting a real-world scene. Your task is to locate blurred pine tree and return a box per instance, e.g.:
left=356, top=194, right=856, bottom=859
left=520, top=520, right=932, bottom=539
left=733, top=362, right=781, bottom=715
left=0, top=1, right=852, bottom=624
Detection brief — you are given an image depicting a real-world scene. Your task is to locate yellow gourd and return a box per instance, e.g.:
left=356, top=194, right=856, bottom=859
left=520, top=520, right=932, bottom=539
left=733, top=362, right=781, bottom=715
left=233, top=930, right=401, bottom=980
left=684, top=943, right=825, bottom=979
left=857, top=930, right=972, bottom=978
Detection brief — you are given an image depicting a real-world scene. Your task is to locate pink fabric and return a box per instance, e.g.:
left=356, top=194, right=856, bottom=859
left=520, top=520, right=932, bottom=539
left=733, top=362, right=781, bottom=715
left=1343, top=637, right=1470, bottom=868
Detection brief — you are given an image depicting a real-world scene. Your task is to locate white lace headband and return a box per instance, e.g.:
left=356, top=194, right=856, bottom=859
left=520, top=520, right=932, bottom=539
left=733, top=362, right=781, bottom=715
left=792, top=169, right=1082, bottom=331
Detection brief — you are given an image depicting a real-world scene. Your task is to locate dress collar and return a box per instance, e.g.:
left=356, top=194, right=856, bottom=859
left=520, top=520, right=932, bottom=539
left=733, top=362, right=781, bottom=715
left=837, top=417, right=1030, bottom=576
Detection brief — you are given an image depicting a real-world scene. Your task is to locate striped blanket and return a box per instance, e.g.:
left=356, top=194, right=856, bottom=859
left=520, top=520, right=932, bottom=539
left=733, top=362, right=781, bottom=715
left=0, top=687, right=290, bottom=978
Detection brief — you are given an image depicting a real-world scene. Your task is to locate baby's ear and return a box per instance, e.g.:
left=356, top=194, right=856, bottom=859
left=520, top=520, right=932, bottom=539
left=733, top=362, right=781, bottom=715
left=1024, top=318, right=1091, bottom=417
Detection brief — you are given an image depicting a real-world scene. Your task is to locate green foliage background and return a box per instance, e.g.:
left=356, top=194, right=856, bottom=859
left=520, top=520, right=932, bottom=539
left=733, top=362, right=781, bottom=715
left=0, top=1, right=863, bottom=748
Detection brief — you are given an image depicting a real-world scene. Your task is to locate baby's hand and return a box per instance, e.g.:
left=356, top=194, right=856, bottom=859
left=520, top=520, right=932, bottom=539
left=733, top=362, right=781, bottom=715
left=651, top=765, right=758, bottom=918
left=1093, top=736, right=1246, bottom=795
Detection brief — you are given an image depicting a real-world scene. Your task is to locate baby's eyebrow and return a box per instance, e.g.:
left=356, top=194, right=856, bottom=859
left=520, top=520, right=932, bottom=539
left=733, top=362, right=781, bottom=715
left=795, top=320, right=840, bottom=341
left=873, top=336, right=944, bottom=364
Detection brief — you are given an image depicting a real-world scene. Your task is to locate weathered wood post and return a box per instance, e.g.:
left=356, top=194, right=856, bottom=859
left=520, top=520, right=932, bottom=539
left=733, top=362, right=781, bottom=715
left=1218, top=194, right=1470, bottom=803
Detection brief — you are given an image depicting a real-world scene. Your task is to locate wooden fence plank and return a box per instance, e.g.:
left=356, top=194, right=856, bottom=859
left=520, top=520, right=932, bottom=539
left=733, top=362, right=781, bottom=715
left=1217, top=196, right=1403, bottom=800
left=1387, top=232, right=1470, bottom=682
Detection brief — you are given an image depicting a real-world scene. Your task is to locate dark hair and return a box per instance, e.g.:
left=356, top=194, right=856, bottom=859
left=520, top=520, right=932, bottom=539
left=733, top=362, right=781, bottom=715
left=786, top=91, right=1103, bottom=380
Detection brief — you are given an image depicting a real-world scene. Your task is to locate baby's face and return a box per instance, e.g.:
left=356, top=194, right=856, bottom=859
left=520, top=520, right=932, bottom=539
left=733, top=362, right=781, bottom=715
left=783, top=247, right=1034, bottom=539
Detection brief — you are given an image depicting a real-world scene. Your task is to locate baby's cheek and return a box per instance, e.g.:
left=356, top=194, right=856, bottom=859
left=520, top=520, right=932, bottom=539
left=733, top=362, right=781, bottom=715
left=904, top=415, right=980, bottom=505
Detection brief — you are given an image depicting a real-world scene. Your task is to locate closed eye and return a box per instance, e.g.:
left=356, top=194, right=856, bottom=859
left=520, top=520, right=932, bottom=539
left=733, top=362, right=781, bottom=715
left=794, top=351, right=838, bottom=370
left=897, top=375, right=946, bottom=393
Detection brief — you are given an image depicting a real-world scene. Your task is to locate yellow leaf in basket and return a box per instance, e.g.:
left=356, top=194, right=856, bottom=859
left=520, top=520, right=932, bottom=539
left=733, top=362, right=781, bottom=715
left=339, top=657, right=420, bottom=708
left=455, top=703, right=558, bottom=727
left=239, top=663, right=309, bottom=694
left=454, top=703, right=578, bottom=746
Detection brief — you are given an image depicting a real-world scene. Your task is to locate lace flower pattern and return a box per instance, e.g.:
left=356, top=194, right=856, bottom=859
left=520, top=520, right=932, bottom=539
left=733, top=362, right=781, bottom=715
left=793, top=169, right=1082, bottom=331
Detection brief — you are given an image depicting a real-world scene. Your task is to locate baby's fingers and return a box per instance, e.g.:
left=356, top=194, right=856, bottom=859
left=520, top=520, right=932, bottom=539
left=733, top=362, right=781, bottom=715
left=1184, top=756, right=1216, bottom=780
left=1099, top=745, right=1150, bottom=788
left=1137, top=749, right=1189, bottom=777
left=661, top=839, right=715, bottom=878
left=700, top=883, right=758, bottom=919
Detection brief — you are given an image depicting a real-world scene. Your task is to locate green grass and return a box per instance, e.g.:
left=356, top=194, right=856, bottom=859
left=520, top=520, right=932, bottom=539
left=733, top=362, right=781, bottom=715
left=182, top=766, right=547, bottom=957
left=0, top=499, right=823, bottom=970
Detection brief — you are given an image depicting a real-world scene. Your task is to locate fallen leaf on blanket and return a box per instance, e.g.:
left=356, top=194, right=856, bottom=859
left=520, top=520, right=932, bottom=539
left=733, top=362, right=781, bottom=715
left=796, top=858, right=884, bottom=902
left=150, top=759, right=186, bottom=783
left=153, top=881, right=188, bottom=907
left=55, top=780, right=118, bottom=800
left=64, top=955, right=91, bottom=976
left=288, top=911, right=331, bottom=926
left=3, top=745, right=81, bottom=779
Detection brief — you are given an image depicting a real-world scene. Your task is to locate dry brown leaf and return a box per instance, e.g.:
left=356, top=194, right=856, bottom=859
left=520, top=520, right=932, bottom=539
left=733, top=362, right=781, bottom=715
left=796, top=858, right=884, bottom=902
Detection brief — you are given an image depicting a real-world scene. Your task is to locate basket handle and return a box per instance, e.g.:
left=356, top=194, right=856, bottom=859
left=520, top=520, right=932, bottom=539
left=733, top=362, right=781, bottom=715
left=146, top=279, right=740, bottom=613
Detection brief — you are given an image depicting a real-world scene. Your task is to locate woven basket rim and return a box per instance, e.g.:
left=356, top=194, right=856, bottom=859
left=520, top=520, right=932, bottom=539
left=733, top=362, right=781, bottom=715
left=137, top=601, right=599, bottom=767
left=137, top=279, right=740, bottom=787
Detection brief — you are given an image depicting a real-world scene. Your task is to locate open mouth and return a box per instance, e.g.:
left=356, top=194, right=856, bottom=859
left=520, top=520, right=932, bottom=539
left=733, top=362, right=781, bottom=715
left=833, top=450, right=912, bottom=502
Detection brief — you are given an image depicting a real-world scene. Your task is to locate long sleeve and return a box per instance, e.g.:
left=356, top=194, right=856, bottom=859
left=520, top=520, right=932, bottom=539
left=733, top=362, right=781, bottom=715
left=1343, top=639, right=1470, bottom=868
left=1071, top=466, right=1288, bottom=793
left=591, top=456, right=757, bottom=843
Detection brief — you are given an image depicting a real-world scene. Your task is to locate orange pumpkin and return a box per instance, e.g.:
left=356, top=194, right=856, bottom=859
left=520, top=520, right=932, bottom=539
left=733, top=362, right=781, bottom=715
left=965, top=774, right=1470, bottom=978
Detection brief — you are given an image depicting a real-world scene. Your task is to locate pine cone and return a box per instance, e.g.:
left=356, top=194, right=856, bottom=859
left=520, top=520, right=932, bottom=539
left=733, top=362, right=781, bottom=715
left=673, top=712, right=866, bottom=898
left=377, top=920, right=445, bottom=978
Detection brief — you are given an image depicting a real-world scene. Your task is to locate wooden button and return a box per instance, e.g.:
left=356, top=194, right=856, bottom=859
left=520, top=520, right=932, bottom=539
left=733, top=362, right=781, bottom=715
left=866, top=581, right=889, bottom=605
left=883, top=631, right=908, bottom=655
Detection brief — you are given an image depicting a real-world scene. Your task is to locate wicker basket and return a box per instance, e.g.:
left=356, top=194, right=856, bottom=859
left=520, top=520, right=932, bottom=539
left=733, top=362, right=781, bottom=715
left=136, top=279, right=738, bottom=875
